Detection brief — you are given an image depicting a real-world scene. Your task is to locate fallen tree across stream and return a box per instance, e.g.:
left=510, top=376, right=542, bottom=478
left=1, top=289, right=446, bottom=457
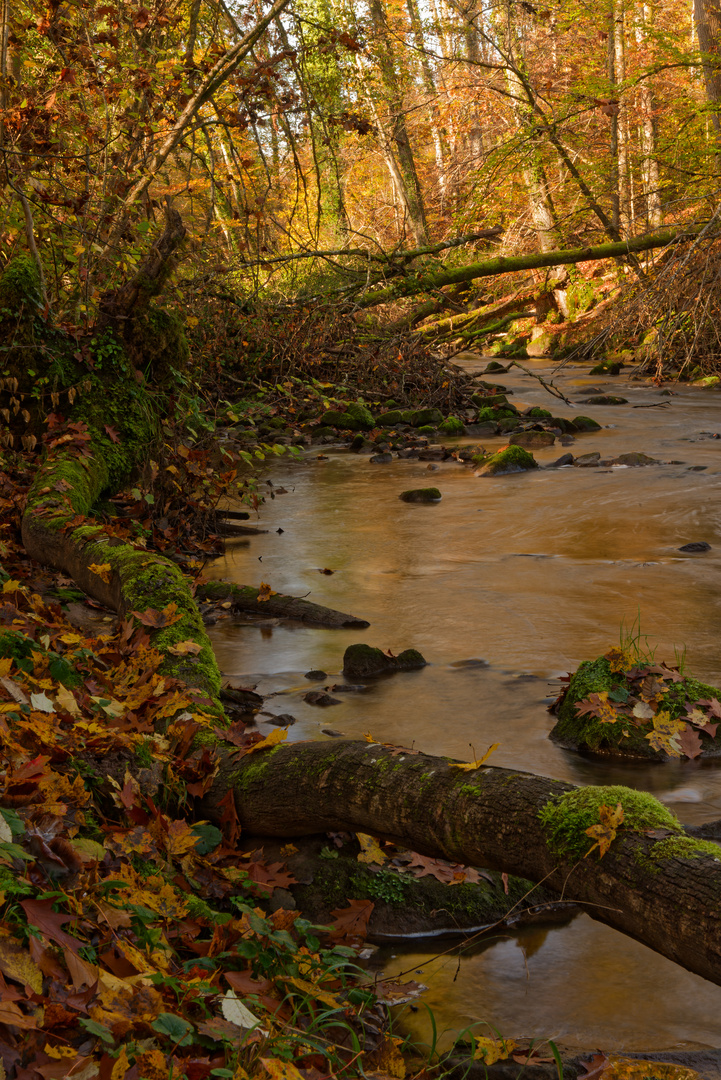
left=205, top=739, right=721, bottom=988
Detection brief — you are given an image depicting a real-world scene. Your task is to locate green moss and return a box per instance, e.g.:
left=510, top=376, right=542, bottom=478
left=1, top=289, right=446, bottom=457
left=438, top=416, right=465, bottom=435
left=527, top=407, right=552, bottom=418
left=539, top=785, right=682, bottom=859
left=476, top=445, right=538, bottom=476
left=476, top=407, right=517, bottom=422
left=649, top=836, right=721, bottom=861
left=407, top=408, right=444, bottom=427
left=572, top=415, right=602, bottom=432
left=552, top=656, right=721, bottom=757
left=127, top=307, right=189, bottom=382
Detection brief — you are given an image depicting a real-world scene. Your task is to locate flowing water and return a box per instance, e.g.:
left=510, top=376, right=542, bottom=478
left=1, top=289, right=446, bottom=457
left=207, top=357, right=721, bottom=1050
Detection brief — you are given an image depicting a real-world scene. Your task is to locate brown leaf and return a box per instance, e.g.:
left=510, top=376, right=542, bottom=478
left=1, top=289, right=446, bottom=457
left=678, top=724, right=703, bottom=759
left=130, top=603, right=183, bottom=628
left=327, top=898, right=374, bottom=942
left=20, top=898, right=83, bottom=954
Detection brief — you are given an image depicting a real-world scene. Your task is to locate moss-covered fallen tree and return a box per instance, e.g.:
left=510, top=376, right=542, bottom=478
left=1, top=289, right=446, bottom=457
left=207, top=739, right=721, bottom=987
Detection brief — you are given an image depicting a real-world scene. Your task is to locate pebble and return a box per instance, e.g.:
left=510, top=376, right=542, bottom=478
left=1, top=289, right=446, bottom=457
left=678, top=542, right=711, bottom=552
left=304, top=669, right=328, bottom=680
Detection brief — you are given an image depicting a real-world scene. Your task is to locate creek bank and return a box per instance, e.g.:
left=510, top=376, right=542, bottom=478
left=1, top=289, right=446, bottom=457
left=251, top=834, right=570, bottom=939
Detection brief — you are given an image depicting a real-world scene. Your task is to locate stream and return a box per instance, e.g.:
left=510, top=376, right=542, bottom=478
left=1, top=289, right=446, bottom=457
left=207, top=356, right=721, bottom=1052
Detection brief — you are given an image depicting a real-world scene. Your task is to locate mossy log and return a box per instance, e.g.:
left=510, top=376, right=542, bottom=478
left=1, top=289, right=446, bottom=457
left=355, top=225, right=708, bottom=310
left=197, top=580, right=370, bottom=628
left=205, top=740, right=721, bottom=987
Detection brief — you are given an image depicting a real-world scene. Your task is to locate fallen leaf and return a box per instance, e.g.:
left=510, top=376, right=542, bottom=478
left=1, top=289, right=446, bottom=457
left=261, top=1060, right=304, bottom=1080
left=356, top=833, right=385, bottom=865
left=473, top=1037, right=517, bottom=1065
left=89, top=563, right=112, bottom=584
left=221, top=990, right=267, bottom=1034
left=243, top=728, right=287, bottom=756
left=167, top=640, right=203, bottom=656
left=0, top=933, right=43, bottom=993
left=30, top=692, right=55, bottom=713
left=585, top=802, right=624, bottom=858
left=257, top=582, right=276, bottom=603
left=450, top=743, right=499, bottom=770
left=328, top=898, right=374, bottom=942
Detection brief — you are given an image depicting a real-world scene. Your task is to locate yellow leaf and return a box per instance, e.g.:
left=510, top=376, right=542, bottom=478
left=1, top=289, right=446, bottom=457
left=167, top=640, right=203, bottom=657
left=55, top=684, right=80, bottom=716
left=450, top=743, right=499, bottom=771
left=473, top=1037, right=517, bottom=1065
left=257, top=581, right=276, bottom=603
left=44, top=1045, right=77, bottom=1059
left=645, top=710, right=686, bottom=757
left=281, top=976, right=341, bottom=1009
left=261, top=1060, right=305, bottom=1080
left=89, top=563, right=112, bottom=583
left=356, top=833, right=385, bottom=865
left=186, top=316, right=199, bottom=328
left=0, top=932, right=43, bottom=994
left=0, top=659, right=11, bottom=678
left=244, top=728, right=287, bottom=756
left=364, top=732, right=377, bottom=742
left=368, top=1036, right=407, bottom=1078
left=2, top=580, right=21, bottom=593
left=585, top=802, right=624, bottom=858
left=59, top=632, right=83, bottom=645
left=111, top=1047, right=130, bottom=1080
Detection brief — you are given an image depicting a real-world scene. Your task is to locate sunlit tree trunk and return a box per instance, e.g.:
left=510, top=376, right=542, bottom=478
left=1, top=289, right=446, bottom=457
left=693, top=0, right=721, bottom=147
left=636, top=4, right=663, bottom=227
left=505, top=65, right=560, bottom=252
left=405, top=0, right=448, bottom=202
left=367, top=0, right=429, bottom=244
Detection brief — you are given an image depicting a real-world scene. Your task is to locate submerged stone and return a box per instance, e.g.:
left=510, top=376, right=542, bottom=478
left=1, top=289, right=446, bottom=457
left=582, top=395, right=628, bottom=405
left=509, top=430, right=555, bottom=450
left=343, top=643, right=427, bottom=678
left=399, top=487, right=442, bottom=503
left=572, top=415, right=602, bottom=431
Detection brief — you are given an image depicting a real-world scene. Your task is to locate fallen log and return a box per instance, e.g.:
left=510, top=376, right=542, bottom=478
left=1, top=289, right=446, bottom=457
left=207, top=739, right=721, bottom=987
left=354, top=224, right=711, bottom=311
left=197, top=580, right=370, bottom=628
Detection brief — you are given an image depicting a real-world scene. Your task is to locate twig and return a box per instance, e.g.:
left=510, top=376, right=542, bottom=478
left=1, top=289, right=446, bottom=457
left=507, top=359, right=574, bottom=405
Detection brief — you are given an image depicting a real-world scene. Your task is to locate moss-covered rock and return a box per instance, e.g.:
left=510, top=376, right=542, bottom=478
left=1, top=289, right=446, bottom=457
left=572, top=415, right=602, bottom=431
left=582, top=394, right=628, bottom=405
left=475, top=445, right=538, bottom=476
left=526, top=407, right=552, bottom=419
left=343, top=643, right=427, bottom=678
left=320, top=409, right=361, bottom=430
left=399, top=487, right=442, bottom=503
left=509, top=430, right=555, bottom=450
left=406, top=407, right=444, bottom=428
left=550, top=652, right=721, bottom=759
left=471, top=393, right=510, bottom=409
left=377, top=409, right=406, bottom=427
left=476, top=406, right=517, bottom=422
left=438, top=416, right=465, bottom=435
left=416, top=424, right=436, bottom=436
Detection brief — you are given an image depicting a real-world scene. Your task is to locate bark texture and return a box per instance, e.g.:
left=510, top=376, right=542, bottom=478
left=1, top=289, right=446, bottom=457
left=215, top=739, right=721, bottom=987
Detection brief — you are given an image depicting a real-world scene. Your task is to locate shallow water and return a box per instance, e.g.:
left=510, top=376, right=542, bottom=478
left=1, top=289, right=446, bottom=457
left=207, top=358, right=721, bottom=1050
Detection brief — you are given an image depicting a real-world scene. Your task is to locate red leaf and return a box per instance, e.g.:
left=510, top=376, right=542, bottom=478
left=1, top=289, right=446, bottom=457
left=104, top=425, right=121, bottom=444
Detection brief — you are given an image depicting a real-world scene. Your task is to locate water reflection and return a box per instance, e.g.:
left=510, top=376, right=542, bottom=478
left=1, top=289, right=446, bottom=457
left=207, top=361, right=721, bottom=1048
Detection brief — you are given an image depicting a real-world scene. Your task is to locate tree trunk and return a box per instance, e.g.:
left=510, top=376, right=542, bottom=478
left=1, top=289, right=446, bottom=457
left=694, top=0, right=721, bottom=147
left=354, top=222, right=708, bottom=309
left=208, top=738, right=721, bottom=989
